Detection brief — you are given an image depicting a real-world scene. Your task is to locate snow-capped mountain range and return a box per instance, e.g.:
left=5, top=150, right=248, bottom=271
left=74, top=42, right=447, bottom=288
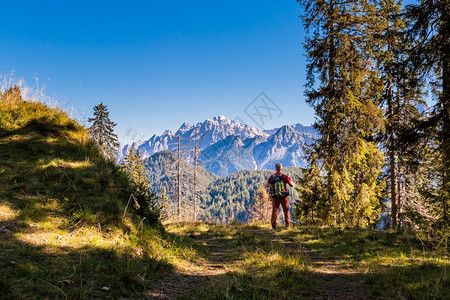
left=118, top=115, right=318, bottom=176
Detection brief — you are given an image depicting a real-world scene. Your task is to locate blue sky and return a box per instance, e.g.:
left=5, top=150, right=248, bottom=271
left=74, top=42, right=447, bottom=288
left=3, top=1, right=316, bottom=142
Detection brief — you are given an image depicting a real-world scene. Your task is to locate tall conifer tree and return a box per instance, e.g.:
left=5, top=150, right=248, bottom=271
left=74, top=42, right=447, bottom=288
left=88, top=102, right=119, bottom=160
left=248, top=185, right=271, bottom=224
left=372, top=0, right=426, bottom=228
left=294, top=154, right=326, bottom=225
left=299, top=0, right=385, bottom=226
left=121, top=148, right=152, bottom=197
left=407, top=0, right=450, bottom=225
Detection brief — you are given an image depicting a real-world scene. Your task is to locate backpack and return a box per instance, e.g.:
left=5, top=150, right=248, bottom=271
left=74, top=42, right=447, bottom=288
left=269, top=175, right=289, bottom=199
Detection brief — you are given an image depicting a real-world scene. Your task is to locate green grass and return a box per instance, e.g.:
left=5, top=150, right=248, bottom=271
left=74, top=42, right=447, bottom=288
left=0, top=94, right=192, bottom=298
left=283, top=226, right=449, bottom=299
left=168, top=224, right=321, bottom=299
left=165, top=224, right=449, bottom=299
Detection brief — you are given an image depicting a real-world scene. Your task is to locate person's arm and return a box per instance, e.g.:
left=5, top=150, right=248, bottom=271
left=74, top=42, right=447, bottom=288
left=285, top=175, right=294, bottom=187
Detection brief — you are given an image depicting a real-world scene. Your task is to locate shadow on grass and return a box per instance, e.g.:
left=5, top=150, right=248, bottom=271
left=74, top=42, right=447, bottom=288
left=0, top=126, right=134, bottom=229
left=2, top=117, right=78, bottom=138
left=0, top=114, right=174, bottom=298
left=2, top=220, right=448, bottom=299
left=157, top=225, right=449, bottom=299
left=0, top=226, right=173, bottom=299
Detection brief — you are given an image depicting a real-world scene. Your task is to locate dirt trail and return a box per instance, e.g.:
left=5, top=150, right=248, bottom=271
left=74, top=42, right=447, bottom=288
left=305, top=250, right=371, bottom=300
left=149, top=229, right=239, bottom=299
left=149, top=226, right=371, bottom=299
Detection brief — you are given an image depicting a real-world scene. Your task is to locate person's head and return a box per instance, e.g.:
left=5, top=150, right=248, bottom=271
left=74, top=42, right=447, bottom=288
left=275, top=163, right=282, bottom=172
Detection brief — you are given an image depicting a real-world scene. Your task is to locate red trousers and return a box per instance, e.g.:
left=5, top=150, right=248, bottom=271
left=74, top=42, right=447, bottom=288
left=271, top=197, right=290, bottom=229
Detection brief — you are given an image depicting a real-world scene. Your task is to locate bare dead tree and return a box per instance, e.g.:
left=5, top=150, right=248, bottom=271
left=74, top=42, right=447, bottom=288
left=193, top=128, right=199, bottom=221
left=177, top=135, right=181, bottom=222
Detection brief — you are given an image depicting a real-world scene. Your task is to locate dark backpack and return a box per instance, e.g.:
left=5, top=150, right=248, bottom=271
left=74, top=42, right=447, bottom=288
left=269, top=175, right=289, bottom=199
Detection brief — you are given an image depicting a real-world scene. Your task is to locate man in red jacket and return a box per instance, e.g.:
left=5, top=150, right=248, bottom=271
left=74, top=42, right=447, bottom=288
left=266, top=163, right=294, bottom=229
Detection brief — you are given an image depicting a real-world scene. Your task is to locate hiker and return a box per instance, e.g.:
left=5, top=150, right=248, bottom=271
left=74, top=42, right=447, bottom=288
left=266, top=163, right=294, bottom=229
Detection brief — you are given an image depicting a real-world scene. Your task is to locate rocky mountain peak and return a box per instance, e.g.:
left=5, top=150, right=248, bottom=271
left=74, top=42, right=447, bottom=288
left=118, top=115, right=318, bottom=175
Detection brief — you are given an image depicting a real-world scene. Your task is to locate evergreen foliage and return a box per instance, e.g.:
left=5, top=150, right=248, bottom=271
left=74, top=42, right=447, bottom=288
left=144, top=151, right=217, bottom=222
left=88, top=102, right=119, bottom=160
left=372, top=0, right=428, bottom=229
left=406, top=0, right=450, bottom=226
left=297, top=0, right=448, bottom=236
left=121, top=148, right=152, bottom=196
left=293, top=154, right=327, bottom=225
left=158, top=188, right=171, bottom=222
left=205, top=167, right=301, bottom=223
left=144, top=152, right=301, bottom=224
left=299, top=0, right=385, bottom=227
left=121, top=148, right=160, bottom=226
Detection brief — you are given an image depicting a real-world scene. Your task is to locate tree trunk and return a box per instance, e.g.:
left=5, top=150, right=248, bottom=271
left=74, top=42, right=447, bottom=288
left=387, top=73, right=397, bottom=228
left=177, top=135, right=181, bottom=222
left=440, top=4, right=449, bottom=225
left=193, top=132, right=198, bottom=222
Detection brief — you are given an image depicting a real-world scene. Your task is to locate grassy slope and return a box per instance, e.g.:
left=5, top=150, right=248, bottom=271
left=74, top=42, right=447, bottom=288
left=0, top=98, right=193, bottom=299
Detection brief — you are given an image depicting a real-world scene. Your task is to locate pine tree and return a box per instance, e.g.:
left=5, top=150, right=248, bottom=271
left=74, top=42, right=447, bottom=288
left=406, top=0, right=450, bottom=225
left=371, top=0, right=426, bottom=228
left=88, top=102, right=119, bottom=160
left=299, top=0, right=385, bottom=227
left=294, top=155, right=327, bottom=225
left=121, top=148, right=160, bottom=225
left=121, top=148, right=152, bottom=197
left=158, top=188, right=171, bottom=222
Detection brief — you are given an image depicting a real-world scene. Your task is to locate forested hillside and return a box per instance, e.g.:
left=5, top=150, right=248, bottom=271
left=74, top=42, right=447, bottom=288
left=144, top=150, right=302, bottom=223
left=144, top=151, right=218, bottom=196
left=201, top=167, right=302, bottom=223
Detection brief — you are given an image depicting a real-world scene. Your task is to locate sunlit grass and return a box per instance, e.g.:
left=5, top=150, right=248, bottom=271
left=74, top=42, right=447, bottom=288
left=0, top=202, right=18, bottom=221
left=283, top=226, right=450, bottom=299
left=170, top=223, right=449, bottom=299
left=39, top=158, right=93, bottom=170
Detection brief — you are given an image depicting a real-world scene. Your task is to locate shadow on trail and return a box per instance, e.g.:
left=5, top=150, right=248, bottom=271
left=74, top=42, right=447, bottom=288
left=152, top=225, right=358, bottom=299
left=153, top=225, right=449, bottom=300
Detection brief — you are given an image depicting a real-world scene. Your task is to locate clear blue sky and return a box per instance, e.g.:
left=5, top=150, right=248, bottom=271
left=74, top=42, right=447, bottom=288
left=1, top=1, right=315, bottom=143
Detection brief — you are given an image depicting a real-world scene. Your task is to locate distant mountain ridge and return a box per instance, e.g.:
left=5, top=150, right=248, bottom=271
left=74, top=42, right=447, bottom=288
left=119, top=115, right=318, bottom=176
